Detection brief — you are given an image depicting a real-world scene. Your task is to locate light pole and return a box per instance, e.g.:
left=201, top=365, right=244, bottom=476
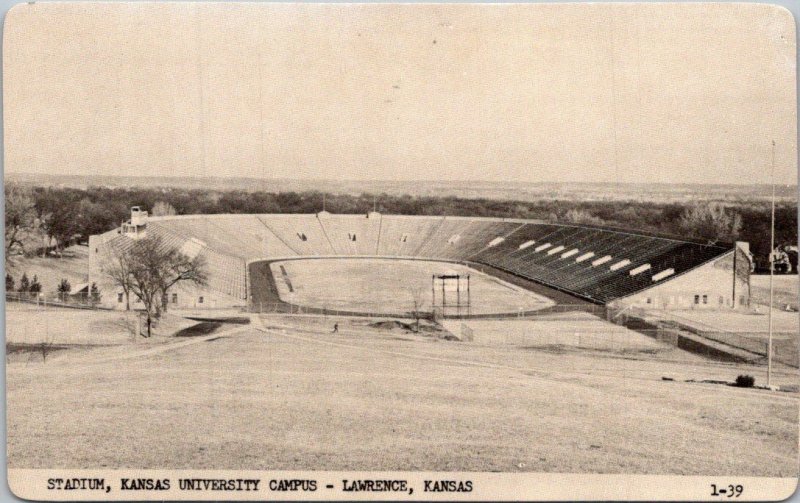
left=767, top=139, right=775, bottom=387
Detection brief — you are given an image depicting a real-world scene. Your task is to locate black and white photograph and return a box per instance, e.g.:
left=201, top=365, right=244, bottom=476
left=2, top=2, right=798, bottom=500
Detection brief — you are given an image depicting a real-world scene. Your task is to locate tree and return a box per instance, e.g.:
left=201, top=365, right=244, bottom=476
left=76, top=198, right=117, bottom=239
left=102, top=246, right=135, bottom=310
left=562, top=209, right=606, bottom=227
left=29, top=275, right=42, bottom=294
left=57, top=278, right=71, bottom=300
left=678, top=203, right=742, bottom=243
left=90, top=282, right=102, bottom=305
left=119, top=235, right=207, bottom=337
left=17, top=273, right=30, bottom=293
left=151, top=201, right=177, bottom=217
left=407, top=287, right=427, bottom=333
left=34, top=188, right=80, bottom=256
left=5, top=185, right=36, bottom=263
left=5, top=274, right=14, bottom=293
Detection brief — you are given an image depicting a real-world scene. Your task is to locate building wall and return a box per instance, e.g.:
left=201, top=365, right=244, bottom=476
left=609, top=244, right=751, bottom=311
left=98, top=280, right=243, bottom=311
left=88, top=232, right=244, bottom=310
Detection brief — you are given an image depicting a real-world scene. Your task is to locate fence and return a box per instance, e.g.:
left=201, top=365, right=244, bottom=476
left=249, top=301, right=432, bottom=319
left=249, top=300, right=611, bottom=320
left=6, top=291, right=108, bottom=310
left=608, top=306, right=798, bottom=368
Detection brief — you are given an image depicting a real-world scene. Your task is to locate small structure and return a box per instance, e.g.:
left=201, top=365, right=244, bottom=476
left=121, top=206, right=148, bottom=239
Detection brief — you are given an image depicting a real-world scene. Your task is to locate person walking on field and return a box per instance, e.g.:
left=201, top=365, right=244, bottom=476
left=332, top=323, right=338, bottom=334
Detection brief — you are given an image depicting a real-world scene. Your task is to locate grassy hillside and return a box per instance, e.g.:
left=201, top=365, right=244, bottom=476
left=6, top=245, right=89, bottom=295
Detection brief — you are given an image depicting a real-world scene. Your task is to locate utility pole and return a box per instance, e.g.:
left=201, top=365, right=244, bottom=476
left=767, top=139, right=775, bottom=388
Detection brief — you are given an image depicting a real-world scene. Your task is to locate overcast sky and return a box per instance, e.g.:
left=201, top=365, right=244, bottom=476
left=4, top=2, right=797, bottom=184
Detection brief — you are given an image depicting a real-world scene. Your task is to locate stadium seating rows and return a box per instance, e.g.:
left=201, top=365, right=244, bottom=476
left=107, top=214, right=731, bottom=304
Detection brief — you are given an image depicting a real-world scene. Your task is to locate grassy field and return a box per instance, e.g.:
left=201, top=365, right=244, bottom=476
left=655, top=307, right=799, bottom=367
left=6, top=245, right=89, bottom=295
left=270, top=258, right=555, bottom=315
left=751, top=274, right=798, bottom=310
left=447, top=314, right=687, bottom=356
left=6, top=312, right=797, bottom=475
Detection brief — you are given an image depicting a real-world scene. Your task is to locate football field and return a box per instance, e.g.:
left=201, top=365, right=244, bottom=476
left=270, top=258, right=556, bottom=315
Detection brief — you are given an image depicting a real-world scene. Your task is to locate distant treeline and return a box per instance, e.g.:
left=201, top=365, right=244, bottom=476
left=10, top=186, right=798, bottom=265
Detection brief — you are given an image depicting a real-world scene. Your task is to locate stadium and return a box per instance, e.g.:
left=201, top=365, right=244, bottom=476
left=90, top=207, right=751, bottom=316
left=5, top=205, right=791, bottom=477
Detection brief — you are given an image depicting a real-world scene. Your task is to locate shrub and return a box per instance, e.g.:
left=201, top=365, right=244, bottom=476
left=57, top=278, right=71, bottom=293
left=17, top=273, right=30, bottom=293
left=57, top=278, right=71, bottom=301
left=90, top=282, right=102, bottom=303
left=29, top=275, right=41, bottom=294
left=735, top=375, right=755, bottom=388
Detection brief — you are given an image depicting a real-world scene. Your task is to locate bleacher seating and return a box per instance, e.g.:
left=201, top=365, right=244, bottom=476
left=114, top=214, right=733, bottom=305
left=376, top=216, right=445, bottom=257
left=317, top=214, right=382, bottom=255
left=413, top=218, right=476, bottom=259
left=254, top=214, right=335, bottom=256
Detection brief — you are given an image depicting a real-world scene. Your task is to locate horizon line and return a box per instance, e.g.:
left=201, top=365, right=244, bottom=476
left=5, top=172, right=798, bottom=187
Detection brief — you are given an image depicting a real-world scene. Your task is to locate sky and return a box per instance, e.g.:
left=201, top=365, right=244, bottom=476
left=3, top=2, right=797, bottom=184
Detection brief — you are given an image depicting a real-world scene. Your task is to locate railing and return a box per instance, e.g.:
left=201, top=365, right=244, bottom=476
left=6, top=292, right=109, bottom=310
left=248, top=301, right=610, bottom=321
left=607, top=305, right=798, bottom=368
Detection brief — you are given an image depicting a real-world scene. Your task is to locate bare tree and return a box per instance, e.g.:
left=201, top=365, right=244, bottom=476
left=4, top=185, right=36, bottom=264
left=102, top=247, right=135, bottom=310
left=125, top=235, right=207, bottom=337
left=678, top=203, right=742, bottom=242
left=407, top=286, right=427, bottom=333
left=562, top=209, right=606, bottom=227
left=151, top=201, right=177, bottom=216
left=39, top=331, right=56, bottom=364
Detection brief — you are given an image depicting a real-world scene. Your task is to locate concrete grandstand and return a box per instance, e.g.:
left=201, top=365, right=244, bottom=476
left=88, top=208, right=752, bottom=315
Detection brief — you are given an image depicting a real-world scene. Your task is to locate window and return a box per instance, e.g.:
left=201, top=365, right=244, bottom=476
left=646, top=297, right=652, bottom=304
left=694, top=295, right=700, bottom=305
left=702, top=295, right=708, bottom=305
left=172, top=293, right=178, bottom=304
left=117, top=293, right=123, bottom=303
left=198, top=296, right=204, bottom=304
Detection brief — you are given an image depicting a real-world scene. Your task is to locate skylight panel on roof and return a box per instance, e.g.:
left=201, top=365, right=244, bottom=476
left=488, top=237, right=505, bottom=247
left=547, top=245, right=565, bottom=255
left=629, top=264, right=652, bottom=276
left=534, top=243, right=552, bottom=252
left=576, top=252, right=595, bottom=262
left=519, top=240, right=535, bottom=250
left=652, top=268, right=675, bottom=282
left=592, top=255, right=612, bottom=266
left=561, top=249, right=579, bottom=258
left=610, top=259, right=631, bottom=271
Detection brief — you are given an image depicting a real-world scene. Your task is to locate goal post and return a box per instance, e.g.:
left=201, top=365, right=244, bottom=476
left=431, top=273, right=471, bottom=317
